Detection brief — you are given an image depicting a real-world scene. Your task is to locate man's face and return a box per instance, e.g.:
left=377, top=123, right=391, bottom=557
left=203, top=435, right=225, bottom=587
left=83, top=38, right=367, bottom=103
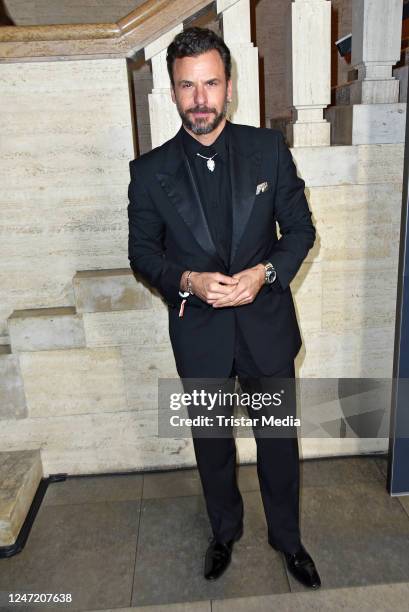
left=170, top=49, right=232, bottom=135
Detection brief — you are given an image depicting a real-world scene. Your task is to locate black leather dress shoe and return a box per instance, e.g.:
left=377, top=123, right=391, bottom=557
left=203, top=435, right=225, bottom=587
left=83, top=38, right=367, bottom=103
left=283, top=543, right=321, bottom=589
left=204, top=528, right=243, bottom=580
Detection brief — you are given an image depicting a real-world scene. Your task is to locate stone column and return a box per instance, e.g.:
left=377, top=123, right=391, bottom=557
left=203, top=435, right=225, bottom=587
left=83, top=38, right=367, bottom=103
left=217, top=0, right=260, bottom=126
left=287, top=0, right=331, bottom=147
left=350, top=0, right=403, bottom=104
left=145, top=24, right=183, bottom=149
left=326, top=0, right=405, bottom=144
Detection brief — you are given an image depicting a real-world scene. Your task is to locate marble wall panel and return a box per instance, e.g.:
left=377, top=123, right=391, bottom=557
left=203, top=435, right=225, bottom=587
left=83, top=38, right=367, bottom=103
left=0, top=58, right=134, bottom=341
left=19, top=346, right=128, bottom=418
left=0, top=354, right=27, bottom=420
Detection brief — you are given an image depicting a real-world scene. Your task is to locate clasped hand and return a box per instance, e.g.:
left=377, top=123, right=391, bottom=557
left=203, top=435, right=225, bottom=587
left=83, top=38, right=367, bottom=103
left=190, top=265, right=265, bottom=308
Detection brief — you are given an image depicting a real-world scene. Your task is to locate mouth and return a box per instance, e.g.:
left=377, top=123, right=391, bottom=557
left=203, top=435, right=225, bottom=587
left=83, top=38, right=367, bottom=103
left=190, top=110, right=213, bottom=118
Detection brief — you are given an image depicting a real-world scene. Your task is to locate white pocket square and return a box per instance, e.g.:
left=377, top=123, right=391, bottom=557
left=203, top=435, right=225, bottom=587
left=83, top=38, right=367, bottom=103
left=256, top=181, right=269, bottom=195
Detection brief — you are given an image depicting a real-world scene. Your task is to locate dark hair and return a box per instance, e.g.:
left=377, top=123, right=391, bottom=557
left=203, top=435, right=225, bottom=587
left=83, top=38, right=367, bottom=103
left=166, top=27, right=231, bottom=87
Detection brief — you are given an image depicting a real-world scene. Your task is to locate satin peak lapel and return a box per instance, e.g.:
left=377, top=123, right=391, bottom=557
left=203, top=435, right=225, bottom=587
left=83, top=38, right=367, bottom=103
left=229, top=143, right=262, bottom=267
left=156, top=145, right=221, bottom=263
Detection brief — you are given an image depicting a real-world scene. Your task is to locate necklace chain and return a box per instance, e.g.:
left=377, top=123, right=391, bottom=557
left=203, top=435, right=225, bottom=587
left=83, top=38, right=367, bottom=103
left=196, top=152, right=218, bottom=172
left=196, top=152, right=218, bottom=161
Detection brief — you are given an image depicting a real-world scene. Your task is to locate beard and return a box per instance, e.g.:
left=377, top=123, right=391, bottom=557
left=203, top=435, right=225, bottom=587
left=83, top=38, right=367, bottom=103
left=175, top=93, right=229, bottom=135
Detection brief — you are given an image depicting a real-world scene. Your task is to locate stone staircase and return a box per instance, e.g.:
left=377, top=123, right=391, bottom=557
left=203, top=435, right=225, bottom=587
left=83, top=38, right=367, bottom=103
left=0, top=450, right=43, bottom=551
left=0, top=267, right=189, bottom=554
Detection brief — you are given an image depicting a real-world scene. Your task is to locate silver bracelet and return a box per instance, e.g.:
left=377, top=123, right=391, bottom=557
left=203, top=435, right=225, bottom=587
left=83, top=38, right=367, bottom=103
left=179, top=270, right=193, bottom=298
left=186, top=270, right=194, bottom=295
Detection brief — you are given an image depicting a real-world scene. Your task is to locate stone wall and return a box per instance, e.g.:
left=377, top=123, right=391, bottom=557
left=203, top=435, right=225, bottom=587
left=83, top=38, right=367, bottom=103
left=0, top=58, right=134, bottom=342
left=0, top=124, right=403, bottom=474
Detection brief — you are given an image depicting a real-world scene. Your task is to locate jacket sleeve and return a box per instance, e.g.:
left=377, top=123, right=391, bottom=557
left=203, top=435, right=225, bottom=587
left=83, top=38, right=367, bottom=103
left=127, top=160, right=186, bottom=307
left=265, top=131, right=316, bottom=292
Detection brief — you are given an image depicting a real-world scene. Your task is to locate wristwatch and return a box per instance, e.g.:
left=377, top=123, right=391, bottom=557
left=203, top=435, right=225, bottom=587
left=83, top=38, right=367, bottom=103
left=262, top=261, right=277, bottom=285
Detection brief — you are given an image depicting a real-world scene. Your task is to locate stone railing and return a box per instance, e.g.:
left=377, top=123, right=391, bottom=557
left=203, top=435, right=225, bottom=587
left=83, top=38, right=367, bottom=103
left=326, top=0, right=405, bottom=145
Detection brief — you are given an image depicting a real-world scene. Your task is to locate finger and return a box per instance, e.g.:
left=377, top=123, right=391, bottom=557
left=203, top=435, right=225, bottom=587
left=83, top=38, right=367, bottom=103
left=216, top=281, right=248, bottom=301
left=230, top=291, right=253, bottom=307
left=211, top=279, right=248, bottom=305
left=213, top=288, right=248, bottom=307
left=205, top=281, right=241, bottom=299
left=233, top=295, right=254, bottom=307
left=213, top=272, right=238, bottom=285
left=206, top=293, right=232, bottom=304
left=204, top=289, right=236, bottom=304
left=208, top=284, right=239, bottom=297
left=206, top=291, right=238, bottom=305
left=221, top=284, right=255, bottom=305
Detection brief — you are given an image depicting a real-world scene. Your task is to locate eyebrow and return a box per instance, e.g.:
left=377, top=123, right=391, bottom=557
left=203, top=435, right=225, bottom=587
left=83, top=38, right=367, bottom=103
left=177, top=78, right=221, bottom=85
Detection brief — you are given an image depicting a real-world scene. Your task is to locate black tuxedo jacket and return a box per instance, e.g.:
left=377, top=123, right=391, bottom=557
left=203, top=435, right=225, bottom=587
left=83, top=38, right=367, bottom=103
left=128, top=120, right=316, bottom=378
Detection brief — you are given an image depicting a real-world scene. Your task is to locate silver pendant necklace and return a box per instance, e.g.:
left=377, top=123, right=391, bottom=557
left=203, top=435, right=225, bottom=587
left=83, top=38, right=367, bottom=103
left=196, top=152, right=218, bottom=172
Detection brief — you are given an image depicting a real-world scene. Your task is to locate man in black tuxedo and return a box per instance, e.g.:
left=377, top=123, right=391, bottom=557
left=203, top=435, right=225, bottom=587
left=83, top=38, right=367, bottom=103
left=128, top=27, right=321, bottom=589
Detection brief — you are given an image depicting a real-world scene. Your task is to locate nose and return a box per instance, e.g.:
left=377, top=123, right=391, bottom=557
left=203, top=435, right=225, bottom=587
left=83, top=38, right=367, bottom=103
left=194, top=84, right=207, bottom=107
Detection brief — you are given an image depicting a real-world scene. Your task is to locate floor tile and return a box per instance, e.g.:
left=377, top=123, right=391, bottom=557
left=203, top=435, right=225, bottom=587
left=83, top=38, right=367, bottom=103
left=212, top=582, right=409, bottom=612
left=2, top=455, right=409, bottom=611
left=373, top=454, right=388, bottom=479
left=131, top=491, right=289, bottom=607
left=0, top=499, right=140, bottom=611
left=92, top=602, right=210, bottom=612
left=287, top=479, right=409, bottom=591
left=42, top=473, right=143, bottom=506
left=140, top=455, right=387, bottom=503
left=372, top=455, right=409, bottom=514
left=142, top=464, right=260, bottom=501
left=142, top=468, right=202, bottom=499
left=398, top=495, right=409, bottom=518
left=300, top=455, right=386, bottom=488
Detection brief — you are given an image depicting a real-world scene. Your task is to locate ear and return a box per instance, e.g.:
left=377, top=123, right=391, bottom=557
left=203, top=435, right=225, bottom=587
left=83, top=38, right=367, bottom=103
left=170, top=86, right=176, bottom=104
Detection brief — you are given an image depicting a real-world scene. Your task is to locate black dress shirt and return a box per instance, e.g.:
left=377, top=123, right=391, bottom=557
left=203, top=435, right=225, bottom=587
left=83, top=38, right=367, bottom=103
left=181, top=121, right=232, bottom=268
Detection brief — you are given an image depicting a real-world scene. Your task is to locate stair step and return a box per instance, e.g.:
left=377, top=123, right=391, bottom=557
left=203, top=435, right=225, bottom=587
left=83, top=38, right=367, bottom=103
left=7, top=307, right=85, bottom=352
left=73, top=268, right=152, bottom=313
left=0, top=450, right=43, bottom=547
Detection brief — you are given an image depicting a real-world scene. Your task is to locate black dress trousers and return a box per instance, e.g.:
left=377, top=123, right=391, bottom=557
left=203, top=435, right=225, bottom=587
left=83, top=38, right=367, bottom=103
left=182, top=316, right=302, bottom=554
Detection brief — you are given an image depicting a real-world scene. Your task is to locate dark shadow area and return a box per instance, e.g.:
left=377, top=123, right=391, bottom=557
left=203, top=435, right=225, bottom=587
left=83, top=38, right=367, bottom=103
left=0, top=0, right=14, bottom=26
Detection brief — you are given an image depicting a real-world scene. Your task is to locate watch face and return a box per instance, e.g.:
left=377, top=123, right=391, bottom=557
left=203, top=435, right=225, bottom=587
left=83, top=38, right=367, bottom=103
left=266, top=269, right=276, bottom=284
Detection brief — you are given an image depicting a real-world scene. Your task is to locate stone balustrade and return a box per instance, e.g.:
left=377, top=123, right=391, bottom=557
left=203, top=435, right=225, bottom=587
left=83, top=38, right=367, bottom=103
left=326, top=0, right=406, bottom=144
